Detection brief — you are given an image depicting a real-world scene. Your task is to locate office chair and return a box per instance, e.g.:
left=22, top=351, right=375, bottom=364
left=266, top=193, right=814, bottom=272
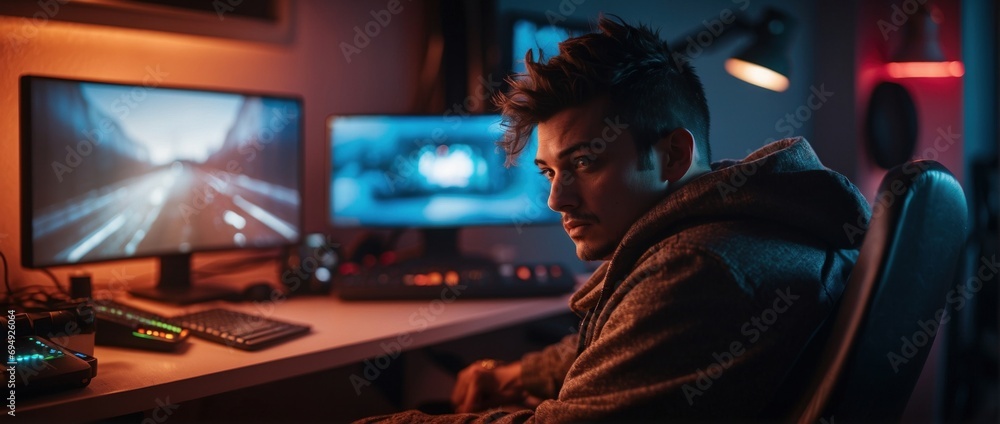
left=764, top=160, right=968, bottom=423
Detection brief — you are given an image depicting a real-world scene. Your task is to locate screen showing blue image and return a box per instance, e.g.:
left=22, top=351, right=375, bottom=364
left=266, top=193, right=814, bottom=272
left=511, top=18, right=592, bottom=74
left=328, top=115, right=559, bottom=228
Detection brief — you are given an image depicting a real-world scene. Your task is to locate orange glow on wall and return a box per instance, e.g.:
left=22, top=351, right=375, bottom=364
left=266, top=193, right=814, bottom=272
left=885, top=61, right=965, bottom=78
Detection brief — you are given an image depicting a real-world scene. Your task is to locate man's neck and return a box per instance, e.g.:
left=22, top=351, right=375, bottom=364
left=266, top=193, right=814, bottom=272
left=667, top=163, right=711, bottom=195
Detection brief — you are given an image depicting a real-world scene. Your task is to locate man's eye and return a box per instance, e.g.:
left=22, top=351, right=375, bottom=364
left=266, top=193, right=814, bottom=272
left=573, top=156, right=593, bottom=168
left=538, top=169, right=554, bottom=180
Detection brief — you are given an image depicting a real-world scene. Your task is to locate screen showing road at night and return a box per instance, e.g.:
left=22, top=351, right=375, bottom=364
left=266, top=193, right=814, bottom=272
left=22, top=77, right=302, bottom=267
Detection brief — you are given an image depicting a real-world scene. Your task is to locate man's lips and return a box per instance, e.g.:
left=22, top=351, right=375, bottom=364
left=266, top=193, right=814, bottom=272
left=563, top=219, right=595, bottom=237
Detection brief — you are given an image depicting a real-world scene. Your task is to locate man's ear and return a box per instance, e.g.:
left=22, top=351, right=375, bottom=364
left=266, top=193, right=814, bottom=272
left=653, top=128, right=695, bottom=183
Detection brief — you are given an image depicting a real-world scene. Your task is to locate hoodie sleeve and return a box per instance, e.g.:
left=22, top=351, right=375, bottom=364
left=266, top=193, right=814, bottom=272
left=355, top=336, right=580, bottom=424
left=520, top=333, right=579, bottom=399
left=357, top=247, right=780, bottom=423
left=529, top=244, right=837, bottom=422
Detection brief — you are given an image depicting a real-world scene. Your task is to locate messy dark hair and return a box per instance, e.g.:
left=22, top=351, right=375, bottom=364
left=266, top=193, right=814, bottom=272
left=494, top=15, right=711, bottom=169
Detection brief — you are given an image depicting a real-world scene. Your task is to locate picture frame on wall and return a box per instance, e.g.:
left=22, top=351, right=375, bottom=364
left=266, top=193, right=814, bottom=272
left=0, top=0, right=293, bottom=44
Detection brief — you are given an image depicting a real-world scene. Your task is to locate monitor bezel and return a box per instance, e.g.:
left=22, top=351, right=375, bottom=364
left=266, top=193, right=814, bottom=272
left=497, top=12, right=594, bottom=84
left=19, top=74, right=306, bottom=269
left=325, top=112, right=559, bottom=230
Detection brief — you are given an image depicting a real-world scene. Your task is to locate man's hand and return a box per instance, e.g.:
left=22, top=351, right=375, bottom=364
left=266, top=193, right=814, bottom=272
left=451, top=360, right=526, bottom=413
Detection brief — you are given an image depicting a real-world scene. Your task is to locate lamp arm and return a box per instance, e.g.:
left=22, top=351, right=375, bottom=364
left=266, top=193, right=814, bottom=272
left=668, top=14, right=754, bottom=58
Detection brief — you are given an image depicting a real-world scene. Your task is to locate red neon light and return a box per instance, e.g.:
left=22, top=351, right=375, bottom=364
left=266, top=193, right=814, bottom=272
left=886, top=61, right=965, bottom=78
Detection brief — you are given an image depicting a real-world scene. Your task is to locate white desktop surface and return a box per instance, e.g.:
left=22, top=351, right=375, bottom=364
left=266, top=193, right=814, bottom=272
left=17, top=294, right=572, bottom=423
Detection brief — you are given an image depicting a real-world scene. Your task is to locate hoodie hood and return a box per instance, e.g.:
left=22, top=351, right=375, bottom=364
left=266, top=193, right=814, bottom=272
left=619, top=137, right=871, bottom=253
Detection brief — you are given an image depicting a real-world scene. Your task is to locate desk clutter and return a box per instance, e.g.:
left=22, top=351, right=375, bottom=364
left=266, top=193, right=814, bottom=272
left=3, top=298, right=312, bottom=400
left=6, top=306, right=99, bottom=399
left=93, top=300, right=311, bottom=352
left=335, top=259, right=575, bottom=300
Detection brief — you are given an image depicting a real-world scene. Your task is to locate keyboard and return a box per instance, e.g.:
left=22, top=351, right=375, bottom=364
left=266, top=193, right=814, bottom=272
left=336, top=260, right=576, bottom=300
left=94, top=300, right=310, bottom=351
left=170, top=308, right=311, bottom=351
left=94, top=300, right=190, bottom=351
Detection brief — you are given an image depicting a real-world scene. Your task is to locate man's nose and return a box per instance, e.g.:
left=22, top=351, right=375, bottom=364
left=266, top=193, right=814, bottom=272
left=547, top=173, right=579, bottom=212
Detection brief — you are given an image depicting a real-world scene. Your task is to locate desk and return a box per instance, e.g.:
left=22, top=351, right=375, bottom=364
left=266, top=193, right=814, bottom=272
left=17, top=294, right=572, bottom=423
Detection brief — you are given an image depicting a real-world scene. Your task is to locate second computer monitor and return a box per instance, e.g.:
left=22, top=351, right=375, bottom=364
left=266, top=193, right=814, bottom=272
left=328, top=114, right=558, bottom=230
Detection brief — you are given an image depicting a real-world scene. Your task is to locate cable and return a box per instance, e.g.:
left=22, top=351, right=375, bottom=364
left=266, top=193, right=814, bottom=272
left=0, top=251, right=76, bottom=311
left=39, top=268, right=68, bottom=295
left=1, top=249, right=10, bottom=300
left=3, top=283, right=71, bottom=311
left=0, top=249, right=73, bottom=308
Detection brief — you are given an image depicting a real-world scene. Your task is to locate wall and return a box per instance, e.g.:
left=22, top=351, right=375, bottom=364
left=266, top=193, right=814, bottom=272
left=477, top=0, right=856, bottom=274
left=855, top=0, right=964, bottom=198
left=854, top=0, right=964, bottom=420
left=498, top=0, right=834, bottom=169
left=0, top=0, right=865, bottom=291
left=0, top=0, right=429, bottom=289
left=3, top=0, right=827, bottom=290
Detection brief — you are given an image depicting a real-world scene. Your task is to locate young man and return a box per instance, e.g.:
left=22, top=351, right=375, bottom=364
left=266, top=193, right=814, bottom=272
left=361, top=16, right=870, bottom=423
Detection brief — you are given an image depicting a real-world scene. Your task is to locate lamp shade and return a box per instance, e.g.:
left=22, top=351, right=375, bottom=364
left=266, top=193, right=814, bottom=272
left=891, top=5, right=945, bottom=62
left=726, top=8, right=793, bottom=92
left=885, top=4, right=964, bottom=78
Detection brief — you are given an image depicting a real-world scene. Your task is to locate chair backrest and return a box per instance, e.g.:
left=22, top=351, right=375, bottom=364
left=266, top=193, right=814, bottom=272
left=782, top=160, right=968, bottom=423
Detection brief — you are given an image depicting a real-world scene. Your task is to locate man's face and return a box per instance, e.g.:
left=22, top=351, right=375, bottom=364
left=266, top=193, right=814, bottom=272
left=535, top=99, right=667, bottom=261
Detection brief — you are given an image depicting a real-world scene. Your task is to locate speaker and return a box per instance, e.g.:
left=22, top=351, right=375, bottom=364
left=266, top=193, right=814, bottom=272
left=280, top=233, right=341, bottom=296
left=865, top=81, right=918, bottom=169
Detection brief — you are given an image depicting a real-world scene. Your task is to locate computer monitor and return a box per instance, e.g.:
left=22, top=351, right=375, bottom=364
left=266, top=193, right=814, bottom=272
left=498, top=13, right=594, bottom=80
left=20, top=75, right=303, bottom=304
left=328, top=114, right=558, bottom=261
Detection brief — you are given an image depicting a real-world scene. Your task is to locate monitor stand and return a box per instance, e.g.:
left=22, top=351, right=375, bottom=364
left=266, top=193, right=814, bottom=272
left=129, top=254, right=237, bottom=305
left=416, top=227, right=494, bottom=267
